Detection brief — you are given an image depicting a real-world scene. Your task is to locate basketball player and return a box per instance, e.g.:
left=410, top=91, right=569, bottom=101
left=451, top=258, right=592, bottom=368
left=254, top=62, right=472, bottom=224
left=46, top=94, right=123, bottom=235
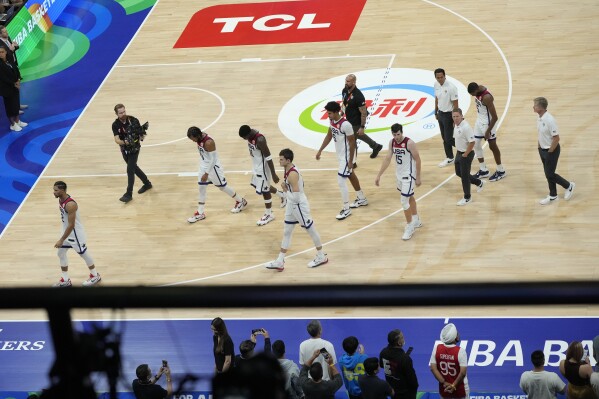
left=239, top=125, right=284, bottom=226
left=265, top=148, right=328, bottom=272
left=186, top=126, right=248, bottom=222
left=467, top=82, right=506, bottom=182
left=316, top=101, right=368, bottom=220
left=375, top=123, right=422, bottom=240
left=429, top=323, right=469, bottom=399
left=52, top=181, right=101, bottom=287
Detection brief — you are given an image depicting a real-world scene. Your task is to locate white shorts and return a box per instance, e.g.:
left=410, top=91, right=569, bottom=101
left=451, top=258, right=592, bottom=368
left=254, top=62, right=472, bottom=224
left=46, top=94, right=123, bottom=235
left=199, top=165, right=227, bottom=187
left=474, top=120, right=497, bottom=140
left=396, top=175, right=415, bottom=197
left=284, top=198, right=314, bottom=228
left=251, top=167, right=273, bottom=194
left=62, top=238, right=88, bottom=254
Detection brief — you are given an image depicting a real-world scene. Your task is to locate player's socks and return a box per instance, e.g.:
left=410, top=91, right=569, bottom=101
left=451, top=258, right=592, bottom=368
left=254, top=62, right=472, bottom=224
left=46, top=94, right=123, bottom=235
left=62, top=271, right=70, bottom=280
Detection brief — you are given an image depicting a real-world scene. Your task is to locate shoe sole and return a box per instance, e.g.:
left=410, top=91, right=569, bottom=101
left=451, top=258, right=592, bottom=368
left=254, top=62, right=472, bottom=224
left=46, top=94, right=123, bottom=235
left=336, top=213, right=351, bottom=220
left=257, top=217, right=275, bottom=226
left=489, top=174, right=506, bottom=182
left=83, top=279, right=101, bottom=286
left=308, top=258, right=329, bottom=268
left=457, top=201, right=471, bottom=206
left=349, top=202, right=368, bottom=209
left=265, top=265, right=284, bottom=272
left=231, top=202, right=248, bottom=213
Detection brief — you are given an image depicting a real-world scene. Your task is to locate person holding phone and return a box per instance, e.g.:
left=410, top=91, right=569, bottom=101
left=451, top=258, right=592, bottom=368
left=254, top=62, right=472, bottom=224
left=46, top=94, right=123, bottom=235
left=132, top=362, right=172, bottom=399
left=379, top=329, right=418, bottom=399
left=234, top=328, right=271, bottom=367
left=559, top=341, right=597, bottom=399
left=429, top=323, right=469, bottom=398
left=299, top=320, right=337, bottom=381
left=299, top=348, right=343, bottom=399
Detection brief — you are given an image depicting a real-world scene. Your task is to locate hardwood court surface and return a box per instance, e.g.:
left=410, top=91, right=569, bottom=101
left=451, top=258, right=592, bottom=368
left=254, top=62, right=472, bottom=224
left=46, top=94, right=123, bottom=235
left=0, top=0, right=598, bottom=319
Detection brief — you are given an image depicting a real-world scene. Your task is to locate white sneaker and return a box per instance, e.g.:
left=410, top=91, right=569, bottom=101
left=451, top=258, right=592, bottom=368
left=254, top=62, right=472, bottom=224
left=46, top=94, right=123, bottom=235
left=10, top=123, right=22, bottom=132
left=564, top=182, right=575, bottom=200
left=280, top=195, right=287, bottom=208
left=336, top=208, right=352, bottom=220
left=438, top=158, right=454, bottom=168
left=230, top=198, right=248, bottom=213
left=17, top=120, right=28, bottom=127
left=308, top=253, right=328, bottom=268
left=53, top=277, right=72, bottom=287
left=412, top=217, right=423, bottom=228
left=457, top=197, right=471, bottom=206
left=402, top=224, right=415, bottom=240
left=265, top=259, right=284, bottom=271
left=349, top=198, right=368, bottom=208
left=257, top=213, right=275, bottom=226
left=539, top=195, right=558, bottom=205
left=83, top=273, right=101, bottom=286
left=187, top=211, right=206, bottom=223
left=477, top=180, right=485, bottom=193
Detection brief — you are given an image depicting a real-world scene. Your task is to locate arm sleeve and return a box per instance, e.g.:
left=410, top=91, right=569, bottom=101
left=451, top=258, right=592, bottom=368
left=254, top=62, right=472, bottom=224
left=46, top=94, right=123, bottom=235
left=429, top=345, right=438, bottom=365
left=458, top=347, right=468, bottom=366
left=548, top=115, right=559, bottom=137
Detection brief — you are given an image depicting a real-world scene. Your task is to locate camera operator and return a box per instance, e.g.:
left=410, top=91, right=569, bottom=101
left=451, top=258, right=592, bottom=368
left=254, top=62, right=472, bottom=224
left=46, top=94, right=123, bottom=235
left=132, top=362, right=172, bottom=399
left=112, top=104, right=152, bottom=203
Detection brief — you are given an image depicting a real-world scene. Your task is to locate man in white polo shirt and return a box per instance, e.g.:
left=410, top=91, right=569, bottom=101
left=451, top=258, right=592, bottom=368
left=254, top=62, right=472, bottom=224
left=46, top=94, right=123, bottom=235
left=434, top=68, right=459, bottom=168
left=452, top=108, right=484, bottom=206
left=533, top=97, right=575, bottom=205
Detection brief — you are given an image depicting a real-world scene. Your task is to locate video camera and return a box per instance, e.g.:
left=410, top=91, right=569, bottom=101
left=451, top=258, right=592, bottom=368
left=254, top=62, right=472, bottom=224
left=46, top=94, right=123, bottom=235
left=124, top=119, right=149, bottom=153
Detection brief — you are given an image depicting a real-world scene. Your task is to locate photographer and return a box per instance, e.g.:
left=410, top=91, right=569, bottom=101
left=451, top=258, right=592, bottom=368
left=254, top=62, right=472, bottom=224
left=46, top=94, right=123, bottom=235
left=234, top=328, right=272, bottom=368
left=112, top=104, right=152, bottom=203
left=132, top=362, right=172, bottom=399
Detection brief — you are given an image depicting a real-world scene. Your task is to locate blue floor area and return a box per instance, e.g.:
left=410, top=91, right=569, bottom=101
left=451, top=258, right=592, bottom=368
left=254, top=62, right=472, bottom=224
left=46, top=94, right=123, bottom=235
left=0, top=0, right=152, bottom=235
left=0, top=317, right=596, bottom=397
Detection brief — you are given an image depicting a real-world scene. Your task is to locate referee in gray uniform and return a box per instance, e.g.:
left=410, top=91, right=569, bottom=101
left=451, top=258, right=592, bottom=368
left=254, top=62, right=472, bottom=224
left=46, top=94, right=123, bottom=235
left=534, top=97, right=575, bottom=205
left=434, top=68, right=459, bottom=168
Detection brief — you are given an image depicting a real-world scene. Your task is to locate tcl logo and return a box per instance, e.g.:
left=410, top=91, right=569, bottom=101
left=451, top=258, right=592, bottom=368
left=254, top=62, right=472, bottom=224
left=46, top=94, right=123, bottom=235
left=174, top=0, right=367, bottom=48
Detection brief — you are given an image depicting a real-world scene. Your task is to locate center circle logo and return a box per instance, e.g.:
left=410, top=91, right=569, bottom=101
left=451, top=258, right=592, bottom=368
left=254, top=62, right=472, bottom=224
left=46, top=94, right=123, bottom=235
left=278, top=68, right=471, bottom=152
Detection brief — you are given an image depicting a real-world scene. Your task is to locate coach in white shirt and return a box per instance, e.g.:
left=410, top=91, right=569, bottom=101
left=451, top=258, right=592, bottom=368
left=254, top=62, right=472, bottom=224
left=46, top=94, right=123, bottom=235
left=452, top=108, right=484, bottom=206
left=434, top=68, right=459, bottom=168
left=534, top=97, right=575, bottom=205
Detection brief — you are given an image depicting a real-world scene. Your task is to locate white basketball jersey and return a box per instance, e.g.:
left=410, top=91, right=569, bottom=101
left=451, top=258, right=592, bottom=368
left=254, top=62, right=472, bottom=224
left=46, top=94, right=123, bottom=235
left=392, top=136, right=416, bottom=179
left=329, top=117, right=354, bottom=162
left=59, top=196, right=87, bottom=244
left=246, top=132, right=267, bottom=175
left=474, top=89, right=493, bottom=124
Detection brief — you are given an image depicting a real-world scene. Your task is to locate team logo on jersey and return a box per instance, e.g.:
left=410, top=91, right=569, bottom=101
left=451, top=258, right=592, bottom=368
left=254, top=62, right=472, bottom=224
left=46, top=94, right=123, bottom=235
left=278, top=68, right=471, bottom=152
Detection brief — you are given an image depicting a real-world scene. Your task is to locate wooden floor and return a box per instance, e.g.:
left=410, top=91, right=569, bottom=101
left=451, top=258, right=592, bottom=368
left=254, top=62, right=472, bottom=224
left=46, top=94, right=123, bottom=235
left=1, top=0, right=598, bottom=317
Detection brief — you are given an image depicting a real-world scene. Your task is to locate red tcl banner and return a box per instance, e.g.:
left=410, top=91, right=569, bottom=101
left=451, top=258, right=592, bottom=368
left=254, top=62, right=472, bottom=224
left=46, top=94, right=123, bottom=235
left=174, top=0, right=367, bottom=48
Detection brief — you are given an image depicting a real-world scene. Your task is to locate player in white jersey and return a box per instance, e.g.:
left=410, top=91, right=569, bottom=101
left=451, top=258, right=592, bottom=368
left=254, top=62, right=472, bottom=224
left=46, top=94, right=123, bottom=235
left=265, top=148, right=328, bottom=272
left=316, top=101, right=368, bottom=220
left=533, top=97, right=575, bottom=205
left=52, top=181, right=101, bottom=287
left=186, top=127, right=248, bottom=222
left=239, top=125, right=284, bottom=226
left=467, top=82, right=506, bottom=182
left=375, top=123, right=422, bottom=240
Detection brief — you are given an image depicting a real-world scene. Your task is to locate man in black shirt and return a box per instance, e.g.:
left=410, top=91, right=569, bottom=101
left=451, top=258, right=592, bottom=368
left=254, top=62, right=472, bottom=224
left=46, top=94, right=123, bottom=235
left=112, top=104, right=152, bottom=203
left=299, top=348, right=343, bottom=399
left=342, top=74, right=383, bottom=166
left=379, top=329, right=418, bottom=399
left=132, top=363, right=172, bottom=399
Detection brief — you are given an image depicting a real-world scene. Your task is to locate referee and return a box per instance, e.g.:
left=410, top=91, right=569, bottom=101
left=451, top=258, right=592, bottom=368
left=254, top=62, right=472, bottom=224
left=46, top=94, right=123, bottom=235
left=533, top=97, right=575, bottom=205
left=342, top=74, right=383, bottom=167
left=434, top=68, right=458, bottom=168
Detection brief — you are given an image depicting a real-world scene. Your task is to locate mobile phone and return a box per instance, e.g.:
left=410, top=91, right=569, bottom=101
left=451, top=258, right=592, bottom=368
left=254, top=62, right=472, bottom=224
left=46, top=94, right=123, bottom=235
left=252, top=329, right=263, bottom=335
left=320, top=347, right=330, bottom=359
left=582, top=349, right=589, bottom=361
left=162, top=360, right=168, bottom=368
left=406, top=347, right=413, bottom=355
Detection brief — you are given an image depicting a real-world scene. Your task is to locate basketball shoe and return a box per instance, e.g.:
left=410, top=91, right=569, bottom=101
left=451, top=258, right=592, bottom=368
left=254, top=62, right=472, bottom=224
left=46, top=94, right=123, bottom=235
left=83, top=273, right=101, bottom=286
left=188, top=211, right=206, bottom=223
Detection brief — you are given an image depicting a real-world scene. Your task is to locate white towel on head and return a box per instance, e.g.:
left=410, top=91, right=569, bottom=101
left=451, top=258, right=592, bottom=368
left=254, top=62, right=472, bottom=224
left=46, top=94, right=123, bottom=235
left=441, top=323, right=458, bottom=344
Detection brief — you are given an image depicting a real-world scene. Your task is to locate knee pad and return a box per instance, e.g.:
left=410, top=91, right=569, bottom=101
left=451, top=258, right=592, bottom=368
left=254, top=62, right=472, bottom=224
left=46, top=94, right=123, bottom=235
left=79, top=249, right=95, bottom=267
left=198, top=184, right=207, bottom=203
left=57, top=247, right=69, bottom=267
left=281, top=223, right=295, bottom=249
left=474, top=138, right=484, bottom=158
left=401, top=195, right=410, bottom=211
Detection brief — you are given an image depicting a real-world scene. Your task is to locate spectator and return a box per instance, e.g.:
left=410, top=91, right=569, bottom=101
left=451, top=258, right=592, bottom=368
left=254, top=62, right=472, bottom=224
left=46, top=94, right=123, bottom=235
left=339, top=336, right=368, bottom=399
left=299, top=349, right=343, bottom=399
left=0, top=46, right=25, bottom=132
left=379, top=329, right=418, bottom=399
left=234, top=328, right=271, bottom=368
left=358, top=357, right=393, bottom=399
left=299, top=320, right=337, bottom=381
left=559, top=341, right=597, bottom=399
left=520, top=350, right=565, bottom=399
left=429, top=323, right=469, bottom=398
left=591, top=335, right=599, bottom=397
left=132, top=363, right=172, bottom=399
left=211, top=317, right=234, bottom=374
left=273, top=339, right=304, bottom=399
